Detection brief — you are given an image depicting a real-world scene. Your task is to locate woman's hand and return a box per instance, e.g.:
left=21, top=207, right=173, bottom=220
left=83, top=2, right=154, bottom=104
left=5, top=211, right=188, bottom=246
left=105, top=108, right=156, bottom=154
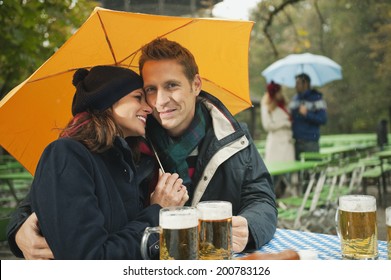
left=150, top=170, right=189, bottom=207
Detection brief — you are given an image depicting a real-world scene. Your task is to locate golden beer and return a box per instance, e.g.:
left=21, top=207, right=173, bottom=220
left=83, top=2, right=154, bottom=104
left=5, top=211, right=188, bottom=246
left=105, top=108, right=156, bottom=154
left=197, top=201, right=233, bottom=260
left=160, top=226, right=198, bottom=260
left=337, top=195, right=378, bottom=260
left=198, top=218, right=232, bottom=260
left=141, top=206, right=198, bottom=260
left=386, top=207, right=391, bottom=260
left=338, top=210, right=377, bottom=259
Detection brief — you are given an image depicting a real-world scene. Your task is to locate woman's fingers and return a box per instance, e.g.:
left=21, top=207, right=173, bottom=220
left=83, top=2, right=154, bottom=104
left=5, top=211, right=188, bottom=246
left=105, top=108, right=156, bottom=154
left=151, top=172, right=188, bottom=207
left=180, top=189, right=190, bottom=205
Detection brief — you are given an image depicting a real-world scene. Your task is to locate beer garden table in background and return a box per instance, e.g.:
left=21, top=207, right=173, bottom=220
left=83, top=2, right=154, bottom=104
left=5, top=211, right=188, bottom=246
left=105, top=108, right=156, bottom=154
left=0, top=171, right=33, bottom=204
left=264, top=160, right=327, bottom=197
left=265, top=160, right=320, bottom=176
left=265, top=160, right=332, bottom=231
left=254, top=228, right=388, bottom=260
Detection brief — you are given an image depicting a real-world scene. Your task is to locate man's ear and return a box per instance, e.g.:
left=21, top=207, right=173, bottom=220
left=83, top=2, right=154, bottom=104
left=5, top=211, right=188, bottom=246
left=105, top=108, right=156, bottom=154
left=193, top=74, right=202, bottom=96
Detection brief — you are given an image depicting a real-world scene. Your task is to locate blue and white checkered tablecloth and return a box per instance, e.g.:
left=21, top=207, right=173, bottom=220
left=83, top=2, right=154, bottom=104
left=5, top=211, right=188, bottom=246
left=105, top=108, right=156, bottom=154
left=257, top=228, right=388, bottom=260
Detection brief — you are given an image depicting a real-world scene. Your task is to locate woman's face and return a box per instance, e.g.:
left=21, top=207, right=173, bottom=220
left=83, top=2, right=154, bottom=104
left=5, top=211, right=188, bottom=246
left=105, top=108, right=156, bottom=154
left=112, top=88, right=152, bottom=137
left=274, top=90, right=283, bottom=101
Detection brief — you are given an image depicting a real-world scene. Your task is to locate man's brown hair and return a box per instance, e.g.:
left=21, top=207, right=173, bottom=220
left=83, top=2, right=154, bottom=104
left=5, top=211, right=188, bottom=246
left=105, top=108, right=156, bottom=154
left=139, top=38, right=199, bottom=82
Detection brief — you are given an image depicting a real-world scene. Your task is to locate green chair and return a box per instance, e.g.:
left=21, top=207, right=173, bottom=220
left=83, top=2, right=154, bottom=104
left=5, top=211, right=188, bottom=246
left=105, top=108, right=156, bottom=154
left=360, top=157, right=390, bottom=205
left=277, top=164, right=328, bottom=231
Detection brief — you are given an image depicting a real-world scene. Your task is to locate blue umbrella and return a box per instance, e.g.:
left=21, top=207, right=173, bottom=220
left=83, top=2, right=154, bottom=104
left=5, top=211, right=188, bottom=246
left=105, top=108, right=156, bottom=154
left=261, top=53, right=342, bottom=87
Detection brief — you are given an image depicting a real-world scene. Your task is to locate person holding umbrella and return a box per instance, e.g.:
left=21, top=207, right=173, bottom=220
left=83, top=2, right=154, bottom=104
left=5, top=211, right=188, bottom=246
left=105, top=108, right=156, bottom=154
left=8, top=38, right=276, bottom=259
left=7, top=65, right=189, bottom=259
left=139, top=38, right=276, bottom=253
left=289, top=73, right=327, bottom=160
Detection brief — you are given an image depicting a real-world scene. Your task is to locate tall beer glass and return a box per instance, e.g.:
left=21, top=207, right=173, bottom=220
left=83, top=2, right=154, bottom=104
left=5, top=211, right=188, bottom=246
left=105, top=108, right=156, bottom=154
left=141, top=206, right=198, bottom=260
left=197, top=201, right=232, bottom=260
left=386, top=206, right=391, bottom=260
left=336, top=195, right=378, bottom=260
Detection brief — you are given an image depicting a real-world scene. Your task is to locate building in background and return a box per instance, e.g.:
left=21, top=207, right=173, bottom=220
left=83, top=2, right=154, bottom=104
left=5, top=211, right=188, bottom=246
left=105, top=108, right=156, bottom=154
left=101, top=0, right=223, bottom=16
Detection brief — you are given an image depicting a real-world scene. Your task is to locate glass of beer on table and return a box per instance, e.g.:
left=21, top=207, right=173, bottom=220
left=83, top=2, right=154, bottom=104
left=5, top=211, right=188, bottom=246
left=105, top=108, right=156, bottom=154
left=141, top=206, right=198, bottom=260
left=197, top=201, right=233, bottom=260
left=386, top=206, right=391, bottom=260
left=336, top=195, right=378, bottom=260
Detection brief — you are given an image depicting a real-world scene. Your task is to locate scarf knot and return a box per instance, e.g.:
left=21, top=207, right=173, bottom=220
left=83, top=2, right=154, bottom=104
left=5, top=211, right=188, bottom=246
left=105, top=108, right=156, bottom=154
left=146, top=102, right=209, bottom=187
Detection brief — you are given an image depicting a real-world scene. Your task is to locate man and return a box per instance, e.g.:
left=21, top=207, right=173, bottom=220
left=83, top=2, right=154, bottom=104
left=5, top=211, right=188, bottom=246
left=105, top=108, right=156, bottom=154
left=7, top=38, right=277, bottom=259
left=289, top=73, right=327, bottom=160
left=139, top=38, right=276, bottom=252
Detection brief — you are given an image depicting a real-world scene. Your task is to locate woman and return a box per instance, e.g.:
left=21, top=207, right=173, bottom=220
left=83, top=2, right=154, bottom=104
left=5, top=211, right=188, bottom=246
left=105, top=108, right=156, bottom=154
left=261, top=81, right=295, bottom=162
left=30, top=65, right=188, bottom=259
left=261, top=81, right=295, bottom=197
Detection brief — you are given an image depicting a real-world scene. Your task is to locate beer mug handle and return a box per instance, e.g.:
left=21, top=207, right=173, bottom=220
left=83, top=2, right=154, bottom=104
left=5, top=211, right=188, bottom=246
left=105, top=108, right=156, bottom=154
left=335, top=208, right=341, bottom=239
left=141, top=226, right=161, bottom=260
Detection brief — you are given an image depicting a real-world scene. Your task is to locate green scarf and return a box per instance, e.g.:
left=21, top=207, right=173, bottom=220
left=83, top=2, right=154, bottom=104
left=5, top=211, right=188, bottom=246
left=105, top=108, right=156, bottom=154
left=146, top=102, right=209, bottom=187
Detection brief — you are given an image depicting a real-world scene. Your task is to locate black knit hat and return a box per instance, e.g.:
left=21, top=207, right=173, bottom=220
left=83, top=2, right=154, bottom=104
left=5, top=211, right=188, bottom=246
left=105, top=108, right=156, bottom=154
left=71, top=65, right=143, bottom=116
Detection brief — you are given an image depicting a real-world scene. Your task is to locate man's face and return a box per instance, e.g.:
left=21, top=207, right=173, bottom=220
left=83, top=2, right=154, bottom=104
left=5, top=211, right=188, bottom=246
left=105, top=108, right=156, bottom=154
left=142, top=59, right=201, bottom=137
left=295, top=78, right=307, bottom=93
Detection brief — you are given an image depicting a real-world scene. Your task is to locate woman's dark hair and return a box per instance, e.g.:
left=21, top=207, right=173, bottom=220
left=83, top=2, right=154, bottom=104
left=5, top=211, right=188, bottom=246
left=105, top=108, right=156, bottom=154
left=295, top=73, right=311, bottom=84
left=60, top=110, right=122, bottom=153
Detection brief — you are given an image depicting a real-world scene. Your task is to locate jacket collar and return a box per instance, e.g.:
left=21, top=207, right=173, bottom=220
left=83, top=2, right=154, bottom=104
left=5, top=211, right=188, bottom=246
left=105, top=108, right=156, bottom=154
left=198, top=90, right=243, bottom=141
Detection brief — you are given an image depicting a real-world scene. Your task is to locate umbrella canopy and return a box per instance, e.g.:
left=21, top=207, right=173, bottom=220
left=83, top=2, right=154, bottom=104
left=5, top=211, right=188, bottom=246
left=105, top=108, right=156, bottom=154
left=0, top=7, right=254, bottom=175
left=261, top=52, right=342, bottom=87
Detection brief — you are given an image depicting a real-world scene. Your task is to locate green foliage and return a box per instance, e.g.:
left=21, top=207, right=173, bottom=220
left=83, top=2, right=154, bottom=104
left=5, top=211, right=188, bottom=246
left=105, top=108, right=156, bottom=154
left=2, top=0, right=390, bottom=138
left=0, top=0, right=97, bottom=98
left=240, top=0, right=391, bottom=139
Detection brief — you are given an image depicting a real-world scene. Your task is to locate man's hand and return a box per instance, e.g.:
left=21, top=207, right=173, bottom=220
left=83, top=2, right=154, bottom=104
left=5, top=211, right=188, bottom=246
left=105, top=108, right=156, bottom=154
left=232, top=216, right=249, bottom=253
left=299, top=104, right=308, bottom=116
left=15, top=213, right=54, bottom=259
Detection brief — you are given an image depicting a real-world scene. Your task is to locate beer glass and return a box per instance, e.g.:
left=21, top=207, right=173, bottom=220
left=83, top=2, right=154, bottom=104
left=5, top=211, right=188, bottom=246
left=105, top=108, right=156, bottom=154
left=386, top=206, right=391, bottom=260
left=141, top=206, right=198, bottom=260
left=197, top=201, right=232, bottom=260
left=336, top=195, right=378, bottom=260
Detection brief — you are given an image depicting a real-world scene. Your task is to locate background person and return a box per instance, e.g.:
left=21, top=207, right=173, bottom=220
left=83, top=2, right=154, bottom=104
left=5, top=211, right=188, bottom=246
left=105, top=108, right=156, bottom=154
left=7, top=65, right=188, bottom=259
left=261, top=81, right=294, bottom=162
left=377, top=119, right=388, bottom=150
left=289, top=73, right=327, bottom=160
left=261, top=81, right=294, bottom=197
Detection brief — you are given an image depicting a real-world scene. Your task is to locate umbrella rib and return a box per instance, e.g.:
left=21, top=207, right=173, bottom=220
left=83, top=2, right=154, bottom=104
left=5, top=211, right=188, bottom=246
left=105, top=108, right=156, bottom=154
left=27, top=69, right=86, bottom=83
left=26, top=63, right=139, bottom=84
left=97, top=10, right=117, bottom=64
left=202, top=77, right=252, bottom=106
left=117, top=19, right=199, bottom=66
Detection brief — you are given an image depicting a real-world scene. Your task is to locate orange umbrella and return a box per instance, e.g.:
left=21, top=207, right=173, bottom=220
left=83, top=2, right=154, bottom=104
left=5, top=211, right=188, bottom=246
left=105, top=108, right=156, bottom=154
left=0, top=7, right=254, bottom=175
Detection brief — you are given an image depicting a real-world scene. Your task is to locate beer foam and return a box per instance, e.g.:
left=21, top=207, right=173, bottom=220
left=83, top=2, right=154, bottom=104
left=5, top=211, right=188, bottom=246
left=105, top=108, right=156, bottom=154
left=197, top=201, right=232, bottom=220
left=339, top=195, right=376, bottom=212
left=160, top=208, right=198, bottom=229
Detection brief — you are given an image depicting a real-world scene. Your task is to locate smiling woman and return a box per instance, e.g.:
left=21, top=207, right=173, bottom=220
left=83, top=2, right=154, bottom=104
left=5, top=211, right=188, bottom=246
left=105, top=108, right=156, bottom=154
left=6, top=65, right=190, bottom=260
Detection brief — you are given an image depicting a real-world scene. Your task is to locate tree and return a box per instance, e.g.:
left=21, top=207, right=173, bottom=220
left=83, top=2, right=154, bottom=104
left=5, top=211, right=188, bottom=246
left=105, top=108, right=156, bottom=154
left=0, top=0, right=96, bottom=99
left=243, top=0, right=391, bottom=137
